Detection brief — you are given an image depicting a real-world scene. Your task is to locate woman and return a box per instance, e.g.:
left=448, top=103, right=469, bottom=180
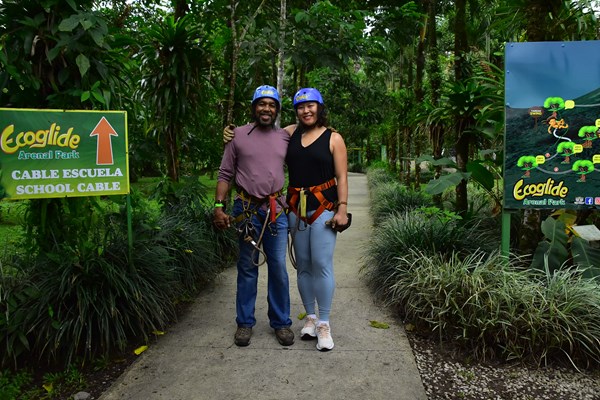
left=285, top=88, right=348, bottom=351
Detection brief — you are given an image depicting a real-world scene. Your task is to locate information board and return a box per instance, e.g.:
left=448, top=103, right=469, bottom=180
left=504, top=41, right=600, bottom=209
left=0, top=109, right=129, bottom=200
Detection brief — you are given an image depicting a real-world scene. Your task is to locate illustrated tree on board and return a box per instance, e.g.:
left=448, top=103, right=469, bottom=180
left=517, top=155, right=538, bottom=178
left=572, top=160, right=594, bottom=182
left=557, top=141, right=575, bottom=164
left=543, top=96, right=565, bottom=120
left=578, top=126, right=598, bottom=148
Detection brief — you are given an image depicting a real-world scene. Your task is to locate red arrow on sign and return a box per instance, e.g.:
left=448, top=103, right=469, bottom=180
left=90, top=117, right=118, bottom=165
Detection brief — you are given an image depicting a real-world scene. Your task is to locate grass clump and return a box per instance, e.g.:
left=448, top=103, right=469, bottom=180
left=363, top=165, right=600, bottom=368
left=381, top=249, right=600, bottom=367
left=369, top=181, right=433, bottom=221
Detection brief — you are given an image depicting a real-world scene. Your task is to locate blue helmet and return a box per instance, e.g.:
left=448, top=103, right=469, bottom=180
left=293, top=88, right=324, bottom=108
left=252, top=85, right=280, bottom=105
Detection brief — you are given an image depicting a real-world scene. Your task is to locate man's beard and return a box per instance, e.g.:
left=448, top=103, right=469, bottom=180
left=254, top=111, right=277, bottom=126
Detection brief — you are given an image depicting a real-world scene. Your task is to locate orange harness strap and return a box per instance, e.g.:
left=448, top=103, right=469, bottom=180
left=287, top=178, right=336, bottom=225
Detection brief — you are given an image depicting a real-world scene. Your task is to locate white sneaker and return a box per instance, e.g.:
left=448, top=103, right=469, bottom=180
left=316, top=323, right=334, bottom=351
left=301, top=315, right=317, bottom=340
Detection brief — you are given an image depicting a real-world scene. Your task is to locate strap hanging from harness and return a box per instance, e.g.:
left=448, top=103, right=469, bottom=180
left=232, top=188, right=285, bottom=267
left=287, top=178, right=336, bottom=225
left=233, top=188, right=284, bottom=224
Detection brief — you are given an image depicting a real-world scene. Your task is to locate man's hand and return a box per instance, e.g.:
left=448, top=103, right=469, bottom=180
left=223, top=124, right=236, bottom=144
left=213, top=207, right=233, bottom=229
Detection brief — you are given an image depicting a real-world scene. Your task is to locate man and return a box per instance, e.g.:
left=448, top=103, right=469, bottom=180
left=213, top=85, right=294, bottom=347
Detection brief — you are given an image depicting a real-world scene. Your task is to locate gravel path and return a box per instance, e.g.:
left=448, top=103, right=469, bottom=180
left=409, top=334, right=600, bottom=400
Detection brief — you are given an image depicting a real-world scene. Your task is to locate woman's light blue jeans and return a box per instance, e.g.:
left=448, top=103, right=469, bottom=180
left=288, top=209, right=337, bottom=322
left=233, top=199, right=292, bottom=329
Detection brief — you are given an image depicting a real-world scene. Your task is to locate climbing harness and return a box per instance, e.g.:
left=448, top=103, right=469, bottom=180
left=287, top=178, right=337, bottom=225
left=287, top=178, right=338, bottom=269
left=233, top=189, right=285, bottom=267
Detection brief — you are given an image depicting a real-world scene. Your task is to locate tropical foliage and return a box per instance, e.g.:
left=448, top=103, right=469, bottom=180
left=363, top=167, right=600, bottom=368
left=2, top=0, right=600, bottom=396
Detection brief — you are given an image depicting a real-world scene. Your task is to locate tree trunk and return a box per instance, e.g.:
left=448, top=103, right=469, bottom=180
left=166, top=127, right=179, bottom=182
left=525, top=0, right=563, bottom=42
left=411, top=5, right=427, bottom=189
left=454, top=0, right=469, bottom=216
left=173, top=0, right=188, bottom=19
left=388, top=131, right=397, bottom=172
left=226, top=0, right=239, bottom=125
left=405, top=128, right=412, bottom=186
left=427, top=0, right=443, bottom=187
left=226, top=0, right=268, bottom=125
left=276, top=0, right=286, bottom=128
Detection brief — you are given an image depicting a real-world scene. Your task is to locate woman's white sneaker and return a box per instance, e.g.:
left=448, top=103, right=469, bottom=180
left=316, top=323, right=334, bottom=351
left=301, top=315, right=318, bottom=340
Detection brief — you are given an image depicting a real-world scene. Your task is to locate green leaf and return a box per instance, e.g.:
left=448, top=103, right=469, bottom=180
left=90, top=29, right=105, bottom=47
left=571, top=236, right=600, bottom=269
left=531, top=217, right=569, bottom=272
left=466, top=161, right=494, bottom=191
left=81, top=19, right=93, bottom=31
left=58, top=69, right=70, bottom=85
left=424, top=172, right=471, bottom=195
left=92, top=89, right=106, bottom=104
left=81, top=91, right=90, bottom=102
left=295, top=12, right=308, bottom=23
left=76, top=54, right=90, bottom=77
left=59, top=15, right=80, bottom=32
left=65, top=0, right=77, bottom=11
left=541, top=217, right=568, bottom=249
left=369, top=320, right=389, bottom=329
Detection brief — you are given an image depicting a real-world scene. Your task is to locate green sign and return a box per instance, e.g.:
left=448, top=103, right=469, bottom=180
left=0, top=108, right=129, bottom=200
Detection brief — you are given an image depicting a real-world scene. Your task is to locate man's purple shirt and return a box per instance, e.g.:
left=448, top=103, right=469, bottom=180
left=218, top=123, right=290, bottom=206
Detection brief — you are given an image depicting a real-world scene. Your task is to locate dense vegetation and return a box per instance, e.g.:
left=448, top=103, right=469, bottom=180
left=2, top=0, right=600, bottom=398
left=363, top=167, right=600, bottom=368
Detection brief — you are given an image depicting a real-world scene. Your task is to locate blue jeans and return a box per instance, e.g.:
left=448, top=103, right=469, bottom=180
left=233, top=199, right=291, bottom=329
left=288, top=209, right=337, bottom=322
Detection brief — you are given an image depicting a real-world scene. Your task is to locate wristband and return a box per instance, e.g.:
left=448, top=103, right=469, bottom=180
left=337, top=201, right=348, bottom=206
left=214, top=201, right=226, bottom=211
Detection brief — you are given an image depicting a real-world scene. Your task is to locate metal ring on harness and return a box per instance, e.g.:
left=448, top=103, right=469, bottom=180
left=233, top=192, right=284, bottom=267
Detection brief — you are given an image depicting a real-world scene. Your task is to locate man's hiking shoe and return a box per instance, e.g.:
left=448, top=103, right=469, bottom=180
left=234, top=327, right=252, bottom=347
left=316, top=323, right=334, bottom=351
left=274, top=327, right=295, bottom=346
left=300, top=316, right=317, bottom=340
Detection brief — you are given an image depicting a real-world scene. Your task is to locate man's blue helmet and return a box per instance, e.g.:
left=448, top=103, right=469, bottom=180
left=293, top=88, right=324, bottom=108
left=252, top=85, right=280, bottom=105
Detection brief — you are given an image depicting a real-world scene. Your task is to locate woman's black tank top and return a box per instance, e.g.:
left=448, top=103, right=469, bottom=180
left=286, top=128, right=337, bottom=211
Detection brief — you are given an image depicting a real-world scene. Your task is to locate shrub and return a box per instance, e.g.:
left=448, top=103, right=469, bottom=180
left=361, top=209, right=490, bottom=300
left=369, top=181, right=433, bottom=221
left=0, top=181, right=237, bottom=368
left=365, top=166, right=394, bottom=191
left=377, top=249, right=600, bottom=367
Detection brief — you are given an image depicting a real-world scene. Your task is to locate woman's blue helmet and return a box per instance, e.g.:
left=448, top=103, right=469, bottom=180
left=293, top=88, right=324, bottom=109
left=252, top=85, right=280, bottom=105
